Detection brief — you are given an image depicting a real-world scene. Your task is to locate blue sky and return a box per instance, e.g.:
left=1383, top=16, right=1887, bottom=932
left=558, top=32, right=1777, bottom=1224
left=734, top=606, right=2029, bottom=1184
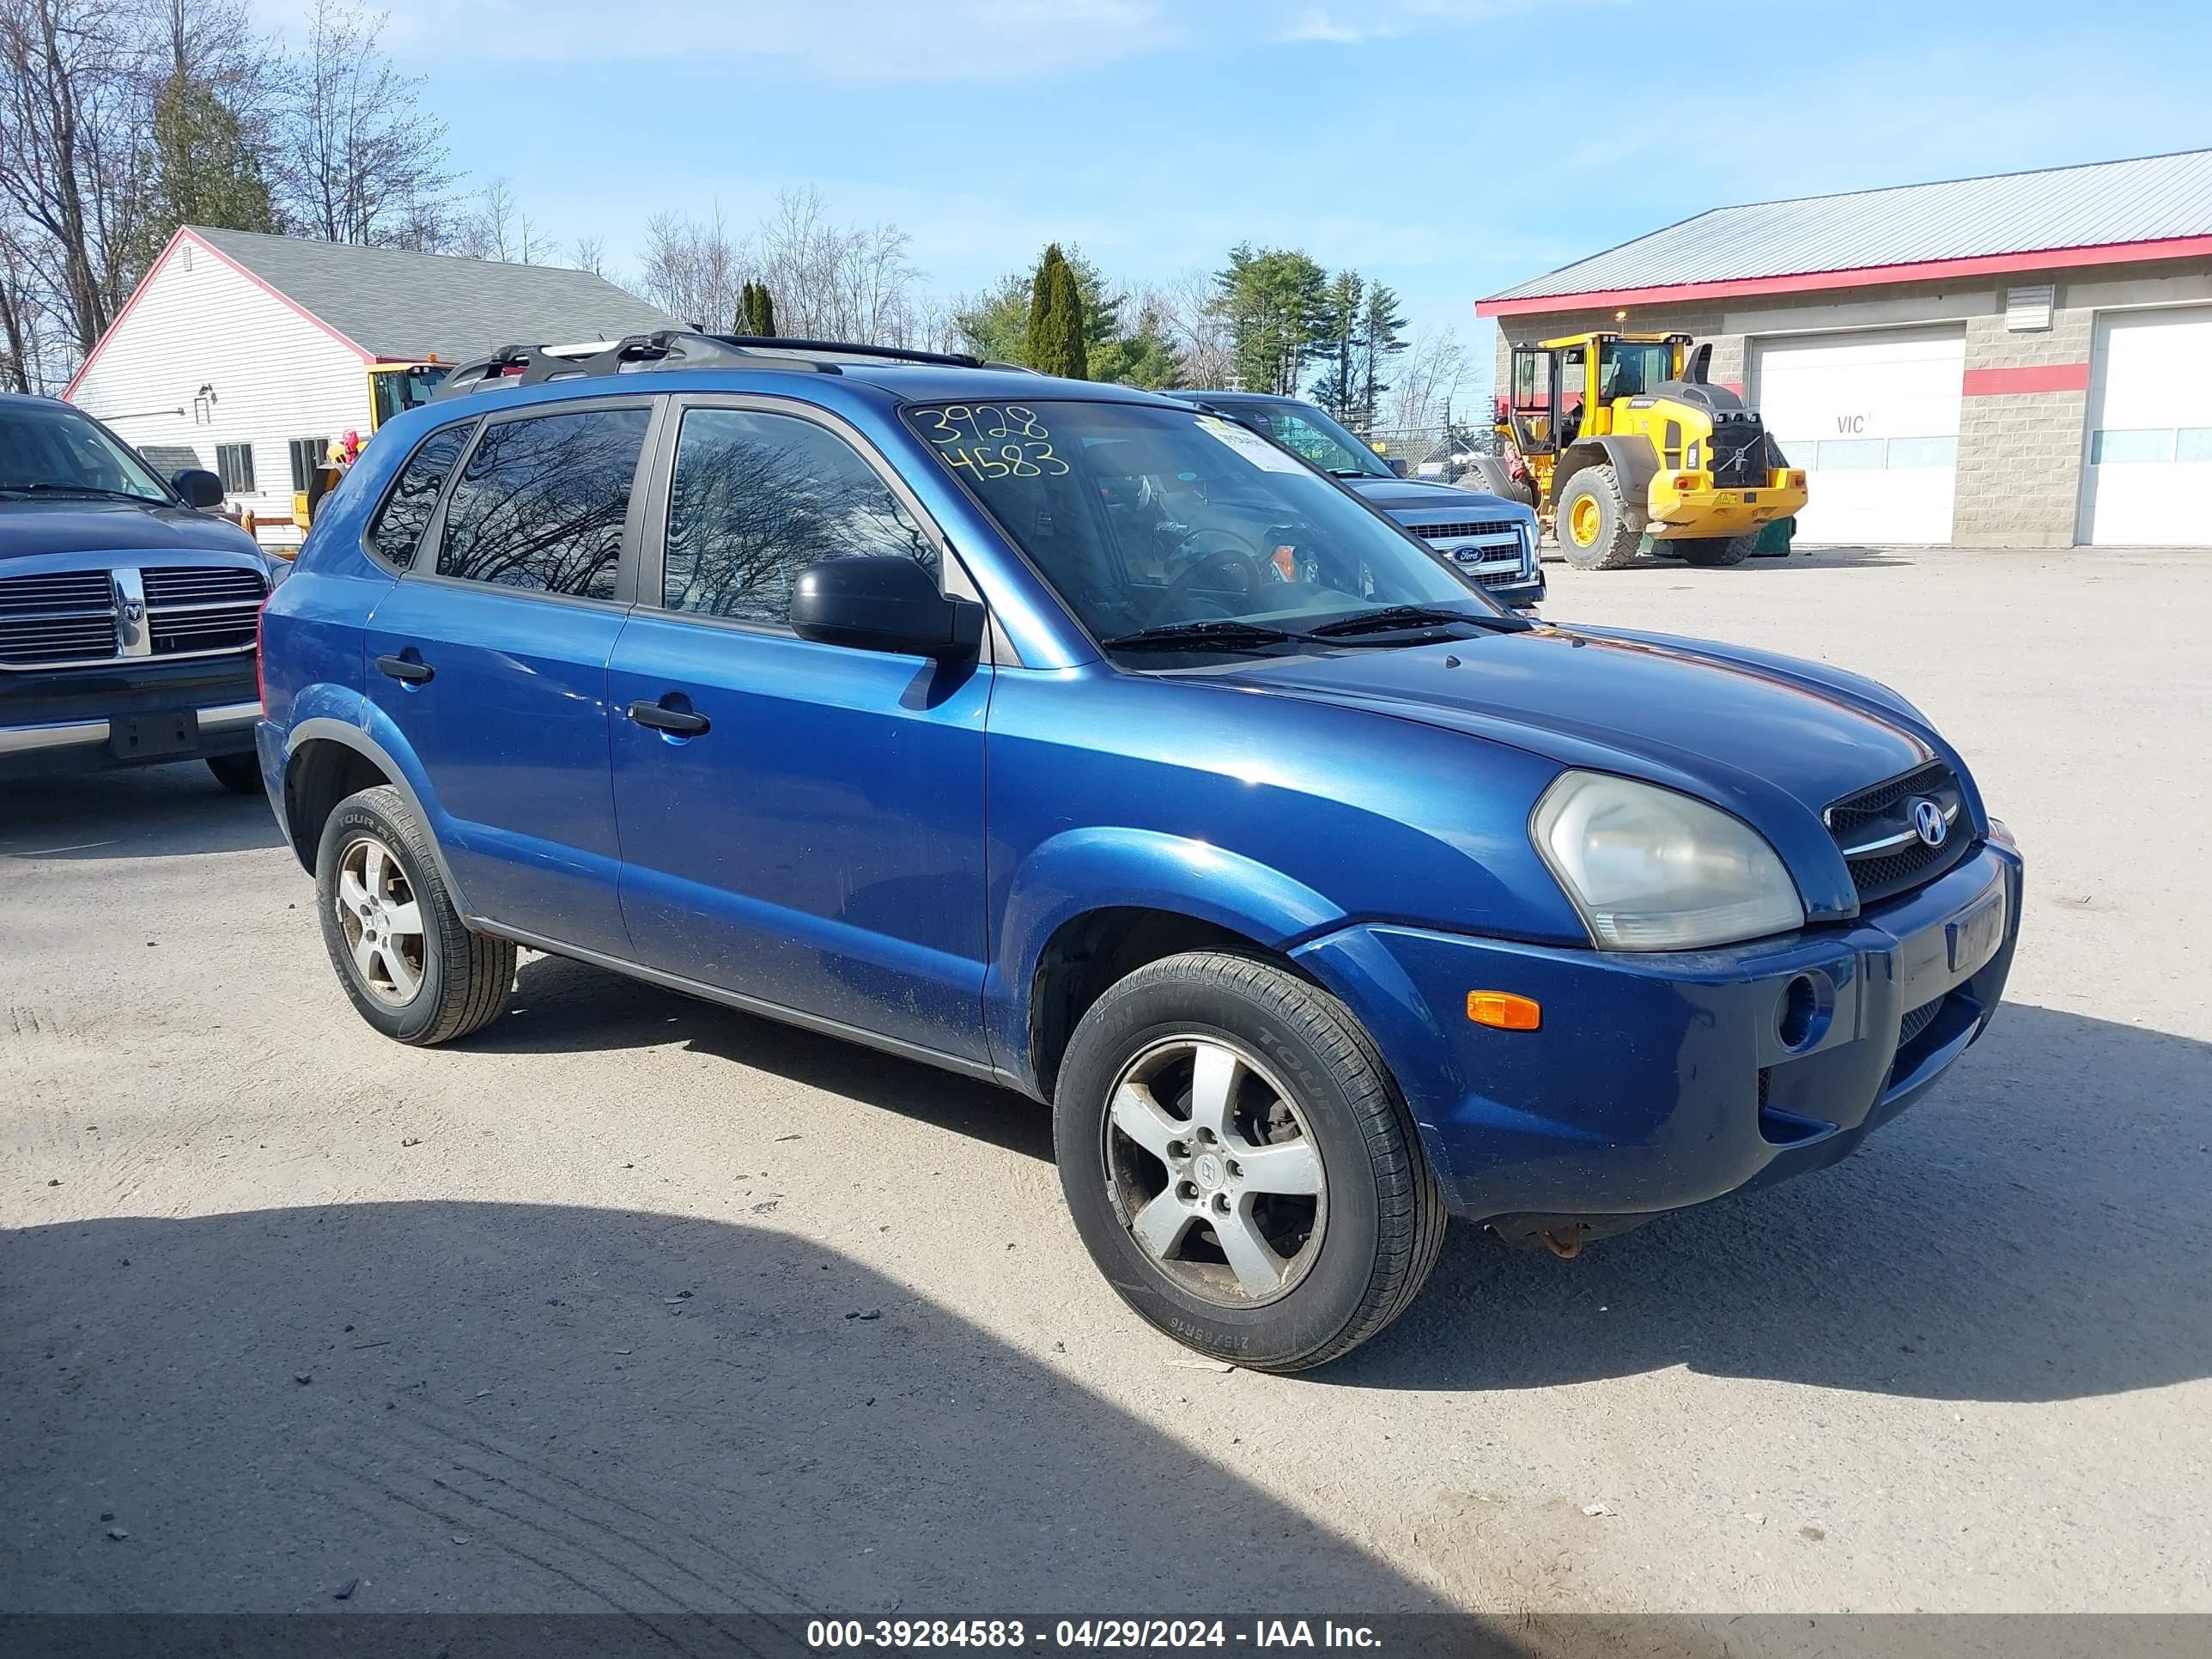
left=344, top=0, right=2211, bottom=398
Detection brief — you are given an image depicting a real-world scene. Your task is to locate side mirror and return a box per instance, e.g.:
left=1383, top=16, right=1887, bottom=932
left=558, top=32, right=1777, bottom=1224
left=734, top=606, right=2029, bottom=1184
left=1385, top=456, right=1410, bottom=477
left=173, top=468, right=225, bottom=508
left=789, top=556, right=983, bottom=660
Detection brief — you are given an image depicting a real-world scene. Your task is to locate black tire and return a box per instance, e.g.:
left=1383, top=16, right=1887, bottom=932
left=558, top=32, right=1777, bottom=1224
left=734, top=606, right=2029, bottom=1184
left=205, top=752, right=263, bottom=795
left=314, top=784, right=514, bottom=1045
left=1465, top=455, right=1536, bottom=511
left=1054, top=951, right=1446, bottom=1373
left=1555, top=465, right=1643, bottom=570
left=1674, top=534, right=1755, bottom=568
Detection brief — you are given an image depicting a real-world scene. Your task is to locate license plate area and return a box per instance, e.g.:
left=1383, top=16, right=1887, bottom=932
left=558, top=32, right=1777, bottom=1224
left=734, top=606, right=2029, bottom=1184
left=109, top=710, right=198, bottom=761
left=1947, top=884, right=2007, bottom=977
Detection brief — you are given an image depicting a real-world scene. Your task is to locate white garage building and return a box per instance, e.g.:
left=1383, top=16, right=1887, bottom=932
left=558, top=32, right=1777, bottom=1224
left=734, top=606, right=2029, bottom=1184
left=67, top=226, right=677, bottom=546
left=1480, top=149, right=2212, bottom=548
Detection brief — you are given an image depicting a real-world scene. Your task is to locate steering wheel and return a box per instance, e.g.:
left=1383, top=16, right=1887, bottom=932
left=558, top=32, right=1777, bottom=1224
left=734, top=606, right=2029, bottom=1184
left=1162, top=540, right=1271, bottom=616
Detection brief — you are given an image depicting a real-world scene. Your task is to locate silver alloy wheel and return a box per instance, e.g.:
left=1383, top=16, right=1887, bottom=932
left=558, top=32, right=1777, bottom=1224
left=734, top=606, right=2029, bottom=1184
left=335, top=835, right=428, bottom=1006
left=1101, top=1034, right=1328, bottom=1307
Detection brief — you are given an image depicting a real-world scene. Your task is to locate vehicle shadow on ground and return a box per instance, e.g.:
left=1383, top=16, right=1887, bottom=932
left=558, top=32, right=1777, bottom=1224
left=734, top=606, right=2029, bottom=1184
left=0, top=1201, right=1443, bottom=1618
left=1543, top=544, right=1917, bottom=572
left=473, top=961, right=2208, bottom=1407
left=0, top=763, right=281, bottom=860
left=1337, top=1001, right=2211, bottom=1403
left=479, top=951, right=1055, bottom=1163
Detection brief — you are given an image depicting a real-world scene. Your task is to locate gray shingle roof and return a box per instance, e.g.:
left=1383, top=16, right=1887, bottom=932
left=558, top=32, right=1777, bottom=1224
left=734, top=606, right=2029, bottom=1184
left=1486, top=149, right=2212, bottom=303
left=188, top=227, right=681, bottom=360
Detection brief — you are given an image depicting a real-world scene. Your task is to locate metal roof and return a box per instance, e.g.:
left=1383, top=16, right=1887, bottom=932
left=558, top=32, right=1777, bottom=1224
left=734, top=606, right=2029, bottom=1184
left=1486, top=149, right=2212, bottom=303
left=189, top=227, right=680, bottom=361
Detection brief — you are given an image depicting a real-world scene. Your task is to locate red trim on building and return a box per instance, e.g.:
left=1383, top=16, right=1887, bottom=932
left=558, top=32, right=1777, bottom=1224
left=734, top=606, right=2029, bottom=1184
left=64, top=227, right=373, bottom=401
left=1961, top=362, right=2091, bottom=396
left=1475, top=234, right=2212, bottom=318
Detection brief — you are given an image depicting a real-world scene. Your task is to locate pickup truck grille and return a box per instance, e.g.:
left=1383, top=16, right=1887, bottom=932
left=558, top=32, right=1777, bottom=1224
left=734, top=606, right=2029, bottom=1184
left=0, top=562, right=264, bottom=670
left=1826, top=761, right=1972, bottom=905
left=1417, top=520, right=1519, bottom=540
left=0, top=569, right=119, bottom=665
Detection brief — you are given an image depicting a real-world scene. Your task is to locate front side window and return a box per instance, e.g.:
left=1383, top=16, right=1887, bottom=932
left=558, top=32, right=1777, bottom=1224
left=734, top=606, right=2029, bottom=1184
left=368, top=423, right=471, bottom=568
left=662, top=407, right=933, bottom=626
left=907, top=398, right=1497, bottom=654
left=1598, top=340, right=1674, bottom=401
left=1219, top=402, right=1389, bottom=479
left=436, top=406, right=648, bottom=599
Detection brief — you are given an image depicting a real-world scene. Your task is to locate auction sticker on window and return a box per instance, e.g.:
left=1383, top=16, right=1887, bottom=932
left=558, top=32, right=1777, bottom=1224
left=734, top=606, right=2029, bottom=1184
left=1194, top=415, right=1304, bottom=473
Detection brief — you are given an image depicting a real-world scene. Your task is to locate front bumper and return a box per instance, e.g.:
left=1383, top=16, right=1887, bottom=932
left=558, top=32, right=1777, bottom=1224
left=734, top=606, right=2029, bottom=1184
left=1295, top=840, right=2023, bottom=1228
left=0, top=654, right=260, bottom=778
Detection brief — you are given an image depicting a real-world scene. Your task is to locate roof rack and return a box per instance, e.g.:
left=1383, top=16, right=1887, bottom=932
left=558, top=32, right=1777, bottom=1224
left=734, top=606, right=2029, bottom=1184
left=428, top=328, right=988, bottom=404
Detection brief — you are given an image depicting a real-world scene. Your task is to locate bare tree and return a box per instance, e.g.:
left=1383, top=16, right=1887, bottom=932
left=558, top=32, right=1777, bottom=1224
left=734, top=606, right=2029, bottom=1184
left=753, top=186, right=921, bottom=345
left=271, top=0, right=455, bottom=248
left=636, top=207, right=744, bottom=331
left=570, top=234, right=606, bottom=278
left=0, top=213, right=52, bottom=390
left=450, top=176, right=539, bottom=263
left=1147, top=269, right=1232, bottom=388
left=1387, top=328, right=1469, bottom=433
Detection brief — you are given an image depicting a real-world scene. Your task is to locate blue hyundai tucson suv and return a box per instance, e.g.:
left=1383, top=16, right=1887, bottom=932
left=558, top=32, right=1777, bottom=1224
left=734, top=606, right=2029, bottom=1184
left=255, top=331, right=2022, bottom=1371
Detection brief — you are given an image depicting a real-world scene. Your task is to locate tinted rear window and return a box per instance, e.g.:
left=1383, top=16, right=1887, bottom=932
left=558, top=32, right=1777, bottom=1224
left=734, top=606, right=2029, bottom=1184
left=435, top=407, right=649, bottom=599
left=367, top=423, right=471, bottom=569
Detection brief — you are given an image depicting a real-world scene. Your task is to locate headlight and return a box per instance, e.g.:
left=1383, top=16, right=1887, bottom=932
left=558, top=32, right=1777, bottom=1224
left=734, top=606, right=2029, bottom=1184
left=1517, top=520, right=1537, bottom=565
left=1532, top=771, right=1803, bottom=951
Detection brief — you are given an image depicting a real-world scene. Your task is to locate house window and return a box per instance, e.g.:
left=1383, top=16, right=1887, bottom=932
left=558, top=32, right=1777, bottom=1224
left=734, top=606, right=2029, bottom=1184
left=289, top=437, right=331, bottom=493
left=215, top=442, right=255, bottom=493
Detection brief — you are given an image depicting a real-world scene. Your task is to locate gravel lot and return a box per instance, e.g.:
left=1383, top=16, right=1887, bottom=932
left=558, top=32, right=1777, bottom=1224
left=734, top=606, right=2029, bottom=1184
left=3, top=545, right=2206, bottom=1620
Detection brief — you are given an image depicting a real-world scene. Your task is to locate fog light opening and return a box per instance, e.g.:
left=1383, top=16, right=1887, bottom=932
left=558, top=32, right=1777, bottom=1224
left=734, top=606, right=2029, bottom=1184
left=1776, top=974, right=1820, bottom=1051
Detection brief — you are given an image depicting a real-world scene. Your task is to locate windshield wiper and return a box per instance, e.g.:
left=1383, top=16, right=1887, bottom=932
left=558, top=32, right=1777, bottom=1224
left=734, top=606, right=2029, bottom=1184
left=2, top=483, right=166, bottom=503
left=1101, top=619, right=1313, bottom=653
left=1305, top=605, right=1528, bottom=639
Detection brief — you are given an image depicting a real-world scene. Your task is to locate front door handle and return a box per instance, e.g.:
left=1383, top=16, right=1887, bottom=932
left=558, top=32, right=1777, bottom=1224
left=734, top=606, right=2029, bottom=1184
left=626, top=698, right=710, bottom=736
left=375, top=653, right=434, bottom=684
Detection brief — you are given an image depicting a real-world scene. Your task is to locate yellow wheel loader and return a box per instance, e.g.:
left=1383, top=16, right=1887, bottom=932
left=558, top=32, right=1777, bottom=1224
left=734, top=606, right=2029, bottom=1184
left=1472, top=332, right=1807, bottom=571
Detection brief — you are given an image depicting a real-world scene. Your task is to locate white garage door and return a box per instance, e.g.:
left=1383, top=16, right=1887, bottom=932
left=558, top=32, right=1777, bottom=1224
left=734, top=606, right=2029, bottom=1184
left=1751, top=327, right=1966, bottom=545
left=2077, top=307, right=2212, bottom=546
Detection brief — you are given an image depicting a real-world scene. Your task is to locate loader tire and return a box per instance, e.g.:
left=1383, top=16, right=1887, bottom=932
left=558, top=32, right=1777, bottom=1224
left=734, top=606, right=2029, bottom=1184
left=1557, top=465, right=1642, bottom=570
left=1465, top=455, right=1536, bottom=511
left=1675, top=535, right=1756, bottom=568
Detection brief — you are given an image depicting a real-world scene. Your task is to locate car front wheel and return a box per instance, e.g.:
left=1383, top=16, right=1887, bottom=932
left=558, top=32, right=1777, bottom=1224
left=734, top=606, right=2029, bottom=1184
left=1054, top=951, right=1446, bottom=1372
left=314, top=785, right=514, bottom=1045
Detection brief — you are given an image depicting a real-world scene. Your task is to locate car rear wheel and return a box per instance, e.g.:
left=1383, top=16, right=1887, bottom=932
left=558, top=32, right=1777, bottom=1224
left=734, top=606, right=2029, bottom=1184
left=1054, top=951, right=1446, bottom=1372
left=206, top=752, right=262, bottom=795
left=315, top=785, right=514, bottom=1045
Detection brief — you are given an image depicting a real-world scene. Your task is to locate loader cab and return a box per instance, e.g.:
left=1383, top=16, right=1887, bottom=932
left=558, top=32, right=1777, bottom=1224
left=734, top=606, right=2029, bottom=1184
left=366, top=362, right=451, bottom=431
left=1504, top=333, right=1688, bottom=457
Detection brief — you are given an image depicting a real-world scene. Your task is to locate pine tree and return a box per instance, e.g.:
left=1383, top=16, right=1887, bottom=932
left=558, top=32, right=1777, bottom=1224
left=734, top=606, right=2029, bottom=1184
left=1310, top=270, right=1365, bottom=423
left=738, top=280, right=777, bottom=336
left=127, top=70, right=277, bottom=276
left=1214, top=245, right=1328, bottom=395
left=1354, top=285, right=1409, bottom=429
left=1028, top=245, right=1087, bottom=380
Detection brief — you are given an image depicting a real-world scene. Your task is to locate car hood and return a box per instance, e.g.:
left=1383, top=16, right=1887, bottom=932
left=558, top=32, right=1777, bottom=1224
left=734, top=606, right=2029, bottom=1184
left=0, top=499, right=262, bottom=562
left=1340, top=477, right=1527, bottom=519
left=1214, top=624, right=1957, bottom=919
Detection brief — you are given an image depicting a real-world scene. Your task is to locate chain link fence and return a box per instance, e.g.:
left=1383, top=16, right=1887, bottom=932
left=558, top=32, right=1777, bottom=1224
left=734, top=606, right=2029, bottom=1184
left=1357, top=423, right=1499, bottom=483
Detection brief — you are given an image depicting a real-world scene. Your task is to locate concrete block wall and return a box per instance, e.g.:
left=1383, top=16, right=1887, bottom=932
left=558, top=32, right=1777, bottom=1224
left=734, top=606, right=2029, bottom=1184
left=1486, top=258, right=2212, bottom=546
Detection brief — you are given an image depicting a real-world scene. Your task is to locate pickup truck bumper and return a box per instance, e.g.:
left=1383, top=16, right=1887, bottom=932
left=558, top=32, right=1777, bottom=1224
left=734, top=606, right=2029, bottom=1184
left=0, top=654, right=260, bottom=779
left=1294, top=836, right=2023, bottom=1235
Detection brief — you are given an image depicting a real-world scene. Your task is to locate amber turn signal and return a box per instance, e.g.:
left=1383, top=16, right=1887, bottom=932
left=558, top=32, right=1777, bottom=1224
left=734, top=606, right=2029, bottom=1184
left=1467, top=991, right=1541, bottom=1030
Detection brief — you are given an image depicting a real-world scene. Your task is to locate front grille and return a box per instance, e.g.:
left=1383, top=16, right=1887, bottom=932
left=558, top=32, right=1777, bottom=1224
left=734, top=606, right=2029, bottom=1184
left=1897, top=995, right=1945, bottom=1048
left=0, top=568, right=118, bottom=665
left=150, top=602, right=260, bottom=654
left=1419, top=520, right=1519, bottom=540
left=1709, top=414, right=1769, bottom=489
left=1470, top=567, right=1526, bottom=587
left=141, top=565, right=265, bottom=605
left=1826, top=761, right=1972, bottom=905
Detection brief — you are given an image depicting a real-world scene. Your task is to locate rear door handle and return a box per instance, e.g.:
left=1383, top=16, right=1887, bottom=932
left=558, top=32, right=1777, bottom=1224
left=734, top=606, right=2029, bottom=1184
left=375, top=653, right=434, bottom=684
left=626, top=699, right=710, bottom=736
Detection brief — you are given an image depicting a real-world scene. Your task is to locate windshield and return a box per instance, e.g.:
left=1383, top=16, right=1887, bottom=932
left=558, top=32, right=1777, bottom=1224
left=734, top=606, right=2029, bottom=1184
left=1206, top=398, right=1392, bottom=479
left=1598, top=340, right=1674, bottom=402
left=371, top=364, right=452, bottom=428
left=0, top=401, right=172, bottom=501
left=906, top=399, right=1499, bottom=653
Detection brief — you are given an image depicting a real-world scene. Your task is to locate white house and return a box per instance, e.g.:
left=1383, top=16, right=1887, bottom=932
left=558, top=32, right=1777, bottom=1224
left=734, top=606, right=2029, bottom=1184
left=67, top=226, right=678, bottom=545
